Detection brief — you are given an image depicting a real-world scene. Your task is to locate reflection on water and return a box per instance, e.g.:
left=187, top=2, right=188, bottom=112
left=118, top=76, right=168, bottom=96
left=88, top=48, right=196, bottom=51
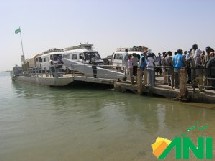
left=0, top=72, right=215, bottom=161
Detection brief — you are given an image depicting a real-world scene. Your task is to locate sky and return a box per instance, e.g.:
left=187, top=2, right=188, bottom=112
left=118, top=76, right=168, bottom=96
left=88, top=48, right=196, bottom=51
left=1, top=0, right=215, bottom=71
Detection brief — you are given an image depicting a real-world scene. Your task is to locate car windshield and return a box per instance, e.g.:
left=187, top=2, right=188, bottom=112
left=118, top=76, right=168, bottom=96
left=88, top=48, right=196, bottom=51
left=50, top=54, right=62, bottom=61
left=84, top=52, right=101, bottom=60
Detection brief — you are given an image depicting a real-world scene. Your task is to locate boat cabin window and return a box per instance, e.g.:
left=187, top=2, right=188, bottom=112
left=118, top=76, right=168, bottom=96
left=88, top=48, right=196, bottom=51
left=72, top=54, right=77, bottom=60
left=43, top=58, right=47, bottom=62
left=63, top=54, right=70, bottom=59
left=79, top=53, right=84, bottom=59
left=95, top=53, right=101, bottom=59
left=113, top=54, right=123, bottom=60
left=36, top=57, right=42, bottom=62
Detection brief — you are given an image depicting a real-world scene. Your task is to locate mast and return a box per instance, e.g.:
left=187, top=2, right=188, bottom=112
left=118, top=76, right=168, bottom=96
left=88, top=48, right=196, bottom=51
left=15, top=26, right=25, bottom=64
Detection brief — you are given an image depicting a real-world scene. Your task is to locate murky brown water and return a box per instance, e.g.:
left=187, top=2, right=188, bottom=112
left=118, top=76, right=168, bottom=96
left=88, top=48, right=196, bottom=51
left=0, top=72, right=215, bottom=161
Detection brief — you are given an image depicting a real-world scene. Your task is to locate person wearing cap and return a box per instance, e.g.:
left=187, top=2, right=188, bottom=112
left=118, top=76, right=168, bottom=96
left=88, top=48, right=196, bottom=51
left=172, top=49, right=185, bottom=89
left=146, top=50, right=155, bottom=87
left=205, top=46, right=213, bottom=62
left=157, top=53, right=162, bottom=67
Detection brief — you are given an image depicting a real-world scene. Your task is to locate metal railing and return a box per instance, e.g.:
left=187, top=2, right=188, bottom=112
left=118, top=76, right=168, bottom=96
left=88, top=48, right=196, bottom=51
left=154, top=65, right=215, bottom=91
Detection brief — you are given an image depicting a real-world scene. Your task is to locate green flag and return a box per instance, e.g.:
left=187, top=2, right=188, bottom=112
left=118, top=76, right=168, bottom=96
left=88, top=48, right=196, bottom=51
left=15, top=27, right=21, bottom=34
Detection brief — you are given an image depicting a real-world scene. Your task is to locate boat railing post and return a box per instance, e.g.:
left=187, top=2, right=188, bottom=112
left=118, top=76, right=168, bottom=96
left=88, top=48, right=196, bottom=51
left=84, top=63, right=87, bottom=79
left=36, top=67, right=38, bottom=77
left=192, top=67, right=196, bottom=92
left=72, top=67, right=75, bottom=77
left=198, top=66, right=204, bottom=92
left=171, top=66, right=174, bottom=89
left=54, top=65, right=57, bottom=78
left=40, top=68, right=42, bottom=77
left=163, top=66, right=168, bottom=85
left=37, top=68, right=39, bottom=77
left=179, top=68, right=187, bottom=100
left=44, top=68, right=46, bottom=77
left=38, top=67, right=40, bottom=77
left=53, top=66, right=55, bottom=77
left=143, top=68, right=147, bottom=86
left=137, top=68, right=143, bottom=94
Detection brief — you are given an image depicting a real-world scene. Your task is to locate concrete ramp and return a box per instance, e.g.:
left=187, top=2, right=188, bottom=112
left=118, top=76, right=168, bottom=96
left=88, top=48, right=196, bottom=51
left=62, top=58, right=125, bottom=80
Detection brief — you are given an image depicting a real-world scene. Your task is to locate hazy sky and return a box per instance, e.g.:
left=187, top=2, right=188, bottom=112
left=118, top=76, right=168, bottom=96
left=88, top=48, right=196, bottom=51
left=1, top=0, right=215, bottom=71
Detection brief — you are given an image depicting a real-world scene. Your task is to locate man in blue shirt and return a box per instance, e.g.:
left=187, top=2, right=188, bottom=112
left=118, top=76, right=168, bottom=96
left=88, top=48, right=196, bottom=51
left=172, top=49, right=185, bottom=89
left=139, top=52, right=147, bottom=81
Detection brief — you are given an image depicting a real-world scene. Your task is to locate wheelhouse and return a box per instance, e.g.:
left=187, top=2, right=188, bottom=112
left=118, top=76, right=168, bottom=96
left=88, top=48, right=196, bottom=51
left=62, top=44, right=103, bottom=65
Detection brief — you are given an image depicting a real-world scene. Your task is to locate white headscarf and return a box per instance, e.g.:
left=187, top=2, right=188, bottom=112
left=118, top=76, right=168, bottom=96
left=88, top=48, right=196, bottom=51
left=194, top=49, right=202, bottom=58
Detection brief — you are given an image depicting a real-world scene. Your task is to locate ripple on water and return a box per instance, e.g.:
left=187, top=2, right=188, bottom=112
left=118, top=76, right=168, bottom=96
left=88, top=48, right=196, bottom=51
left=1, top=73, right=215, bottom=161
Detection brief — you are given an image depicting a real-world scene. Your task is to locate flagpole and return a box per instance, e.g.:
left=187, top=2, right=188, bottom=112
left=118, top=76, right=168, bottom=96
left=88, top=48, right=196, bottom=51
left=19, top=27, right=25, bottom=61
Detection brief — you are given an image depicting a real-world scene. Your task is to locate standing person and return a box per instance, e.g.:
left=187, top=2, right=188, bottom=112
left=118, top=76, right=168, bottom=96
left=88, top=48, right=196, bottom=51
left=205, top=46, right=213, bottom=63
left=172, top=49, right=185, bottom=89
left=191, top=44, right=198, bottom=57
left=132, top=53, right=138, bottom=81
left=128, top=55, right=134, bottom=84
left=161, top=52, right=167, bottom=72
left=190, top=44, right=198, bottom=82
left=123, top=49, right=129, bottom=75
left=194, top=49, right=203, bottom=67
left=186, top=50, right=192, bottom=84
left=157, top=53, right=162, bottom=67
left=194, top=49, right=203, bottom=90
left=201, top=51, right=206, bottom=66
left=183, top=51, right=187, bottom=55
left=206, top=52, right=215, bottom=87
left=162, top=52, right=168, bottom=84
left=165, top=51, right=173, bottom=86
left=146, top=50, right=155, bottom=87
left=139, top=53, right=147, bottom=76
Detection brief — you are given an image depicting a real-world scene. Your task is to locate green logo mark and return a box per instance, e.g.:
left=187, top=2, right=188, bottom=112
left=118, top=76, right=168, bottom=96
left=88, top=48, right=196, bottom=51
left=152, top=122, right=213, bottom=159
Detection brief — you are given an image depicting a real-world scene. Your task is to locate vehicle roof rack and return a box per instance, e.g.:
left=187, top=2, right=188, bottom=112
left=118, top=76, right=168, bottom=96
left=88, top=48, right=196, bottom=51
left=42, top=48, right=64, bottom=54
left=116, top=46, right=148, bottom=52
left=64, top=43, right=93, bottom=51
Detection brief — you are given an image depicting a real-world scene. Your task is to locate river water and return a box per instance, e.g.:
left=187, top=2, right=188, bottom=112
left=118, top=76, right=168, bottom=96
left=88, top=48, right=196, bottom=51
left=0, top=72, right=215, bottom=161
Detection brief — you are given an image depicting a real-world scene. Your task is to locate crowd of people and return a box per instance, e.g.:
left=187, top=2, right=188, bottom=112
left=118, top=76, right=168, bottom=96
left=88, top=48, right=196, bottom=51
left=123, top=44, right=215, bottom=89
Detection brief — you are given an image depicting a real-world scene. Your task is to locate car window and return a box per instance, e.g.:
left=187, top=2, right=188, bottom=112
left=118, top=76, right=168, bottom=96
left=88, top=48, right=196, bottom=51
left=72, top=54, right=77, bottom=59
left=114, top=54, right=123, bottom=59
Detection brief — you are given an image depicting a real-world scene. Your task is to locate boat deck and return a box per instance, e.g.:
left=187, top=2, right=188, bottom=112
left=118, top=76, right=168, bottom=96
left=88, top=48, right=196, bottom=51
left=12, top=71, right=215, bottom=104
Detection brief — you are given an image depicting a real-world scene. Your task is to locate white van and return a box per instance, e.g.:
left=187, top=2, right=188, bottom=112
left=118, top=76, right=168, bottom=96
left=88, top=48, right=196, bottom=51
left=112, top=50, right=142, bottom=71
left=38, top=52, right=63, bottom=71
